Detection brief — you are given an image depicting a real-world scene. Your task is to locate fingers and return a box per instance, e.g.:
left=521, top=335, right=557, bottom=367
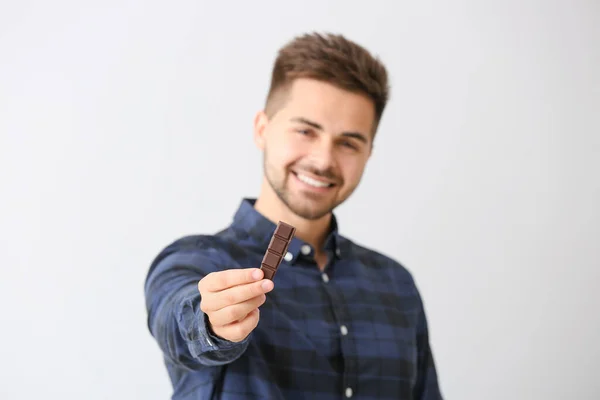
left=199, top=268, right=263, bottom=293
left=207, top=292, right=267, bottom=327
left=202, top=279, right=274, bottom=312
left=197, top=267, right=274, bottom=343
left=214, top=308, right=261, bottom=343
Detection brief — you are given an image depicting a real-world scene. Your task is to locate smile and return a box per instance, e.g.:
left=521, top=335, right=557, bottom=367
left=292, top=172, right=335, bottom=189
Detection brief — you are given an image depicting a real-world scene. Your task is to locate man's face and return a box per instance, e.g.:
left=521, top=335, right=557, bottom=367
left=254, top=78, right=375, bottom=220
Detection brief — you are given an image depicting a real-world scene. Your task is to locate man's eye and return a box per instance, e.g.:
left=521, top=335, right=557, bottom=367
left=296, top=129, right=310, bottom=135
left=342, top=141, right=357, bottom=150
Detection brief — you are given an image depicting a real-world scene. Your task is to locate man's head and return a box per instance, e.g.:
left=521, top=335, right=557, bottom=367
left=254, top=32, right=390, bottom=221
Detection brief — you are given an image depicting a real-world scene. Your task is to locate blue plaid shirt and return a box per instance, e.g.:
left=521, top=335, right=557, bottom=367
left=145, top=198, right=443, bottom=399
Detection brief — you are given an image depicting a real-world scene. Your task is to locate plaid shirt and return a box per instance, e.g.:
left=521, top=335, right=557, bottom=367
left=145, top=198, right=443, bottom=399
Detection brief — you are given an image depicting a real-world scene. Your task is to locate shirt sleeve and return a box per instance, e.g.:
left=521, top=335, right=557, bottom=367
left=412, top=288, right=444, bottom=399
left=144, top=242, right=251, bottom=368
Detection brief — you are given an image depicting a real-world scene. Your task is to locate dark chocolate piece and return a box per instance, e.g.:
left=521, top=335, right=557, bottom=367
left=260, top=221, right=296, bottom=280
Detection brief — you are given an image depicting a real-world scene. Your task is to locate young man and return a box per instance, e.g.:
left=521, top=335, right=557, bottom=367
left=145, top=32, right=443, bottom=399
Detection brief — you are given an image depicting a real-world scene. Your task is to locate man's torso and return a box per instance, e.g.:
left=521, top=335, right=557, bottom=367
left=150, top=199, right=424, bottom=400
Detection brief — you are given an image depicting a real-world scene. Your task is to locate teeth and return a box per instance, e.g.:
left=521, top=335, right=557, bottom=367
left=296, top=173, right=331, bottom=188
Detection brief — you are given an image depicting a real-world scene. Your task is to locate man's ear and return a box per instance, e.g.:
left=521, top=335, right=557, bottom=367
left=253, top=111, right=269, bottom=150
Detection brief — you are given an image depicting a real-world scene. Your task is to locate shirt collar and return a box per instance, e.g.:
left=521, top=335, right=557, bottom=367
left=230, top=198, right=342, bottom=264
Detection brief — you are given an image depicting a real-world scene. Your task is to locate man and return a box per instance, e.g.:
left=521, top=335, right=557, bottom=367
left=145, top=32, right=443, bottom=399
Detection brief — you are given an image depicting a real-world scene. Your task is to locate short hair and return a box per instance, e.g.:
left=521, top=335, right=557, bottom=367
left=264, top=32, right=390, bottom=131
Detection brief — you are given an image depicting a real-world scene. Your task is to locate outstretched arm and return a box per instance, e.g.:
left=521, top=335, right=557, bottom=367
left=144, top=245, right=251, bottom=369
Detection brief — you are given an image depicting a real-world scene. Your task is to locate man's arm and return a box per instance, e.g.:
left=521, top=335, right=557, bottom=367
left=413, top=289, right=444, bottom=399
left=144, top=243, right=250, bottom=369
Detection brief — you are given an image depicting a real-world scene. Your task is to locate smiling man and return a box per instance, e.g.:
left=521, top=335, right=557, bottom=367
left=145, top=32, right=443, bottom=400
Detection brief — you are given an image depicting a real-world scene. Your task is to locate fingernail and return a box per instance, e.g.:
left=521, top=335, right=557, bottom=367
left=252, top=269, right=262, bottom=280
left=261, top=280, right=273, bottom=291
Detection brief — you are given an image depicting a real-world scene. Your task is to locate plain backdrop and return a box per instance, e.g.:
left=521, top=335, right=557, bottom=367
left=1, top=1, right=599, bottom=399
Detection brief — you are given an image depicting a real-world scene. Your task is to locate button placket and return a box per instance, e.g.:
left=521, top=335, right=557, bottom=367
left=283, top=251, right=293, bottom=262
left=340, top=325, right=348, bottom=336
left=300, top=244, right=311, bottom=255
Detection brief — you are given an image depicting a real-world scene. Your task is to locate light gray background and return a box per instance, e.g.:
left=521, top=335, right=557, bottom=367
left=1, top=1, right=599, bottom=399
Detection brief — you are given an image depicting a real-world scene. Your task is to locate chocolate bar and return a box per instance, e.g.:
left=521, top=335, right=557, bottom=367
left=260, top=221, right=296, bottom=280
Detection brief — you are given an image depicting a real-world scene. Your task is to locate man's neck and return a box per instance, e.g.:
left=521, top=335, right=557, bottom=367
left=254, top=191, right=331, bottom=252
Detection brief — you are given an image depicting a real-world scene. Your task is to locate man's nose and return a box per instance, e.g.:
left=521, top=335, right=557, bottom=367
left=307, top=140, right=335, bottom=171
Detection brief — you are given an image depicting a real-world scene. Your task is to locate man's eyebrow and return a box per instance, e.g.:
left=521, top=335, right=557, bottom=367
left=290, top=117, right=323, bottom=130
left=290, top=117, right=369, bottom=144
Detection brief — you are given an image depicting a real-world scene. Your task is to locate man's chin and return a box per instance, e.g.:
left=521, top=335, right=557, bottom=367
left=271, top=182, right=339, bottom=220
left=286, top=200, right=334, bottom=221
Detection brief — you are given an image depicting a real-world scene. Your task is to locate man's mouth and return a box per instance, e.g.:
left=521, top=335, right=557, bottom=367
left=292, top=171, right=335, bottom=188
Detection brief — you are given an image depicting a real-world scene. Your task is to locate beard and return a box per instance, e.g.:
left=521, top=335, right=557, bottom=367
left=263, top=149, right=346, bottom=221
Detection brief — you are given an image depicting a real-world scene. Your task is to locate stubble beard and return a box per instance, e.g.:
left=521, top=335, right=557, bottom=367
left=263, top=151, right=340, bottom=221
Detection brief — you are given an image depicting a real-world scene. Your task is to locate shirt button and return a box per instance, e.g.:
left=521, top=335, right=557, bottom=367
left=301, top=244, right=311, bottom=255
left=336, top=248, right=341, bottom=257
left=340, top=325, right=348, bottom=336
left=321, top=273, right=329, bottom=283
left=284, top=252, right=293, bottom=262
left=345, top=387, right=353, bottom=398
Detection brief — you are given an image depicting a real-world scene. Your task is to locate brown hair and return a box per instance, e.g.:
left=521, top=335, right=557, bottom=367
left=264, top=32, right=390, bottom=131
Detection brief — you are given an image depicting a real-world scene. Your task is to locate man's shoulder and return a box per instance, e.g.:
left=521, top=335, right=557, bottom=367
left=158, top=225, right=243, bottom=256
left=162, top=231, right=232, bottom=254
left=340, top=235, right=416, bottom=284
left=146, top=228, right=241, bottom=276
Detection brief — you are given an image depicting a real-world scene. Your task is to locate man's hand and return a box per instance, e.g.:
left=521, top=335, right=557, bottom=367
left=198, top=268, right=274, bottom=342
